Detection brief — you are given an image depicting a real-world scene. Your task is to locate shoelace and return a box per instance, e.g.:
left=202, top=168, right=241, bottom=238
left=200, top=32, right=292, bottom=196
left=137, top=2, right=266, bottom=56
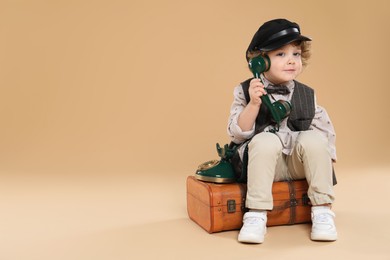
left=313, top=213, right=334, bottom=223
left=245, top=216, right=265, bottom=225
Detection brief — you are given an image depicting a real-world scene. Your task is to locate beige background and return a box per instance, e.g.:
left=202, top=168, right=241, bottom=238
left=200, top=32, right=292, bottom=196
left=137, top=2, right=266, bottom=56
left=1, top=0, right=390, bottom=259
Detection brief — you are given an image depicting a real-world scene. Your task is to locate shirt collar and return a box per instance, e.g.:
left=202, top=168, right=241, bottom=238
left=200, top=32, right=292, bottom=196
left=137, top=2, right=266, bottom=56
left=260, top=74, right=294, bottom=90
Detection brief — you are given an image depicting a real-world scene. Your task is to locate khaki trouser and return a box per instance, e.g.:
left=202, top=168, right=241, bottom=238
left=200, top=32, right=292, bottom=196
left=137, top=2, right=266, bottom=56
left=246, top=130, right=335, bottom=210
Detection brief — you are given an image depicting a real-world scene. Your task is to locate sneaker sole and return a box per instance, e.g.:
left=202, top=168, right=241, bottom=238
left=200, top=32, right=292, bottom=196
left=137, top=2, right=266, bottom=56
left=310, top=233, right=338, bottom=241
left=238, top=234, right=265, bottom=244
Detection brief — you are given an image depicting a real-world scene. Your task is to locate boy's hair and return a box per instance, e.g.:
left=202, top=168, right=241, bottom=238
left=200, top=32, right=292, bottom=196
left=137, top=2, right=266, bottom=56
left=247, top=41, right=311, bottom=67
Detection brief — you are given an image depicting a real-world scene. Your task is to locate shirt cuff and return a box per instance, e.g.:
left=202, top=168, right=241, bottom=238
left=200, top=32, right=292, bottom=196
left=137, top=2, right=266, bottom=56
left=229, top=118, right=255, bottom=143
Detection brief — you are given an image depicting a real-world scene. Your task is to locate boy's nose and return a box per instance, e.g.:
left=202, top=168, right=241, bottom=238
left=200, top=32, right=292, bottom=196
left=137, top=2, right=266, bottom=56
left=288, top=58, right=295, bottom=65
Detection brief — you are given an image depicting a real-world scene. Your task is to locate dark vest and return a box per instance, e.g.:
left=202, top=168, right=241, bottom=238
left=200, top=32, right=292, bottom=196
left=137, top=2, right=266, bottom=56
left=240, top=78, right=315, bottom=133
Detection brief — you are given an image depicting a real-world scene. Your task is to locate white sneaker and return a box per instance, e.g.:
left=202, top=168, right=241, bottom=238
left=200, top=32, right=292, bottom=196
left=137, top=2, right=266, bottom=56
left=238, top=211, right=267, bottom=244
left=311, top=206, right=338, bottom=241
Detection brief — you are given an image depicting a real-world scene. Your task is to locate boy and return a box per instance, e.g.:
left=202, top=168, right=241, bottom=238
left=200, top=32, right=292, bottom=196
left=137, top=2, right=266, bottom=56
left=227, top=19, right=337, bottom=243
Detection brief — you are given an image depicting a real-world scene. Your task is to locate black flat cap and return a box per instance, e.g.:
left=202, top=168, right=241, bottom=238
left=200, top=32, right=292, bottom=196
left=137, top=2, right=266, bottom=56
left=246, top=18, right=311, bottom=59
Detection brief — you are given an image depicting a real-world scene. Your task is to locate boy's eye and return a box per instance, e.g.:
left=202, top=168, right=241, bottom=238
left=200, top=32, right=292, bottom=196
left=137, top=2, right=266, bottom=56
left=294, top=52, right=302, bottom=56
left=276, top=52, right=285, bottom=56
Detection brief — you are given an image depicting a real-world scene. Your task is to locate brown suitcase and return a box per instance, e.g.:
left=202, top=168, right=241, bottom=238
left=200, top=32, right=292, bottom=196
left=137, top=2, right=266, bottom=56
left=186, top=175, right=311, bottom=233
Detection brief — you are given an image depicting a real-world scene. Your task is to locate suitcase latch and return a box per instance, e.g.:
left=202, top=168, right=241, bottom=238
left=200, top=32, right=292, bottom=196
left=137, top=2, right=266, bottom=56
left=302, top=193, right=310, bottom=206
left=227, top=200, right=236, bottom=213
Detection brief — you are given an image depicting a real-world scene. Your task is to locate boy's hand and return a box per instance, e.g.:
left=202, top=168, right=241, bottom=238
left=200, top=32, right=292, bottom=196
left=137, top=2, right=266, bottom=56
left=248, top=78, right=267, bottom=106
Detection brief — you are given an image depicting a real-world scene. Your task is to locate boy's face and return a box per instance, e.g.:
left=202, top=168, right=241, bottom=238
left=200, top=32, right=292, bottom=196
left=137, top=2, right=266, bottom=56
left=263, top=43, right=302, bottom=85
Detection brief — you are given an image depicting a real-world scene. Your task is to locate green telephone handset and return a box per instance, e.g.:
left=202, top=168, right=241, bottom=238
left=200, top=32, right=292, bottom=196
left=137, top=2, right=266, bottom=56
left=248, top=55, right=292, bottom=131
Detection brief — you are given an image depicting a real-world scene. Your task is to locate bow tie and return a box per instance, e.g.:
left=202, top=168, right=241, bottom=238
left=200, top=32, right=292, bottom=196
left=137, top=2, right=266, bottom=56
left=266, top=85, right=291, bottom=95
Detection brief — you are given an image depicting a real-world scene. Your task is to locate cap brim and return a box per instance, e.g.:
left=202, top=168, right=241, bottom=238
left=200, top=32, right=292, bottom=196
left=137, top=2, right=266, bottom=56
left=260, top=35, right=312, bottom=52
